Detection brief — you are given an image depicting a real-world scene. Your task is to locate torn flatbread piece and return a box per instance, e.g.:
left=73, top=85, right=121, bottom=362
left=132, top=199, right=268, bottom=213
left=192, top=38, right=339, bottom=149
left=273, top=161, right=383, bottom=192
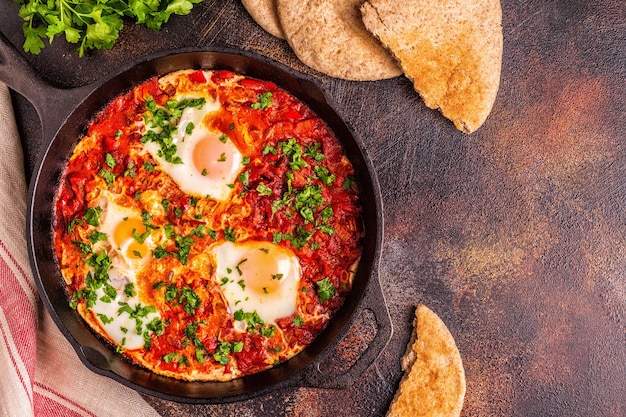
left=361, top=0, right=503, bottom=133
left=386, top=305, right=466, bottom=417
left=242, top=0, right=285, bottom=39
left=276, top=0, right=402, bottom=81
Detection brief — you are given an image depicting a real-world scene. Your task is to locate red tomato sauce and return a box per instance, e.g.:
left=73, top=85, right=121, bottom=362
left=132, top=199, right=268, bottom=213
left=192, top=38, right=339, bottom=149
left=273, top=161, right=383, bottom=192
left=53, top=70, right=363, bottom=381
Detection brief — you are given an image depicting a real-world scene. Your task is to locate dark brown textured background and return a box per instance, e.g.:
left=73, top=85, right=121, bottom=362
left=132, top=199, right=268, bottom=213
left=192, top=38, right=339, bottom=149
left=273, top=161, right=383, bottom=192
left=1, top=0, right=625, bottom=415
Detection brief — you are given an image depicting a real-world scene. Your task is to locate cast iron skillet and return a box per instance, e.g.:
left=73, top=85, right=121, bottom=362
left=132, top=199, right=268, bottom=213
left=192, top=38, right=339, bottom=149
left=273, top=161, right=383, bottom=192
left=0, top=32, right=392, bottom=403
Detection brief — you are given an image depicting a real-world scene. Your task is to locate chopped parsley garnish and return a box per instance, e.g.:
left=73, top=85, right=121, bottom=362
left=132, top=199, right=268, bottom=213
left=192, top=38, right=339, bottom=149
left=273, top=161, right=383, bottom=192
left=234, top=309, right=264, bottom=329
left=320, top=205, right=334, bottom=223
left=68, top=251, right=116, bottom=309
left=196, top=349, right=205, bottom=364
left=256, top=182, right=272, bottom=196
left=262, top=144, right=277, bottom=155
left=292, top=184, right=324, bottom=223
left=68, top=218, right=83, bottom=232
left=146, top=317, right=166, bottom=336
left=233, top=309, right=275, bottom=337
left=316, top=278, right=336, bottom=302
left=304, top=142, right=325, bottom=162
left=131, top=228, right=150, bottom=244
left=117, top=302, right=156, bottom=320
left=88, top=230, right=107, bottom=244
left=251, top=91, right=273, bottom=110
left=342, top=176, right=356, bottom=190
left=105, top=153, right=117, bottom=169
left=141, top=96, right=206, bottom=164
left=213, top=341, right=240, bottom=365
left=143, top=161, right=155, bottom=173
left=179, top=287, right=201, bottom=315
left=314, top=165, right=335, bottom=186
left=152, top=246, right=168, bottom=259
left=278, top=138, right=306, bottom=170
left=97, top=313, right=114, bottom=324
left=84, top=206, right=102, bottom=227
left=287, top=226, right=315, bottom=249
left=317, top=224, right=335, bottom=236
left=173, top=235, right=194, bottom=265
left=98, top=168, right=116, bottom=186
left=157, top=284, right=201, bottom=316
left=238, top=170, right=250, bottom=186
left=124, top=283, right=137, bottom=297
left=235, top=258, right=248, bottom=276
left=189, top=224, right=207, bottom=238
left=124, top=161, right=137, bottom=178
left=260, top=325, right=275, bottom=338
left=224, top=226, right=236, bottom=242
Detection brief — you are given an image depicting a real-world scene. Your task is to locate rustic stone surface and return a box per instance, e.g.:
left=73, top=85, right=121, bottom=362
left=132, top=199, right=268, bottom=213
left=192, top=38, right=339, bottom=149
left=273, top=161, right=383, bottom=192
left=2, top=0, right=625, bottom=415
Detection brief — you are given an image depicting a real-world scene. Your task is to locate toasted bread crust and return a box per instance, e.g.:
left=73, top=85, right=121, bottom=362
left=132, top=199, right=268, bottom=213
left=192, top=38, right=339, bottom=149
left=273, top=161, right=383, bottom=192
left=242, top=0, right=285, bottom=39
left=276, top=0, right=402, bottom=80
left=361, top=0, right=502, bottom=133
left=386, top=305, right=466, bottom=417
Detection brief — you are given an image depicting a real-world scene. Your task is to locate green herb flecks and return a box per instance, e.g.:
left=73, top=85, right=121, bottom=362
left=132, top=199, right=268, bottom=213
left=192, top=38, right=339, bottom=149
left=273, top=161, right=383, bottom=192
left=156, top=284, right=201, bottom=316
left=212, top=340, right=243, bottom=366
left=14, top=0, right=205, bottom=57
left=233, top=309, right=275, bottom=337
left=251, top=91, right=273, bottom=110
left=316, top=277, right=336, bottom=302
left=141, top=96, right=206, bottom=165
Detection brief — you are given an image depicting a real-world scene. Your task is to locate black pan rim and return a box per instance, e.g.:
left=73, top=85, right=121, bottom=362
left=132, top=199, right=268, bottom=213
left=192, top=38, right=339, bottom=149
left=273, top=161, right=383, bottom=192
left=25, top=46, right=388, bottom=403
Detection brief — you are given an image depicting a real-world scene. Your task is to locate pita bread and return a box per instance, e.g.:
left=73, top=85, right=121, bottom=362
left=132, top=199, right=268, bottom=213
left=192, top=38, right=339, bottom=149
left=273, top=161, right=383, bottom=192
left=276, top=0, right=402, bottom=81
left=361, top=0, right=502, bottom=133
left=242, top=0, right=285, bottom=39
left=387, top=305, right=466, bottom=417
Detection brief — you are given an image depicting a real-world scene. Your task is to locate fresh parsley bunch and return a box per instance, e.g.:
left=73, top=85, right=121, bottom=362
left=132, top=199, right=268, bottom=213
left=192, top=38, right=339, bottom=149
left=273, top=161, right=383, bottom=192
left=13, top=0, right=204, bottom=56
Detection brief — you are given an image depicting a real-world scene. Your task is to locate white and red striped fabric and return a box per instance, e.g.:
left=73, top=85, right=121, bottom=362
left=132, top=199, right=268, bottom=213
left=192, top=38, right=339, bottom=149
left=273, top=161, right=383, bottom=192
left=0, top=82, right=162, bottom=417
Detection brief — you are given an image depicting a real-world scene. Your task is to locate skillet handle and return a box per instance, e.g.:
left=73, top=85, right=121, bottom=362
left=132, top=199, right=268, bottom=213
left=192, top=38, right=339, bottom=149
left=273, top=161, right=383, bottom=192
left=0, top=31, right=90, bottom=142
left=300, top=270, right=393, bottom=389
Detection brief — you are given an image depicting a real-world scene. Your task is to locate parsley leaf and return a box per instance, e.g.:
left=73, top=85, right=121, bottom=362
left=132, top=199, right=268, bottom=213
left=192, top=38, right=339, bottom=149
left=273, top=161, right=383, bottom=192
left=98, top=168, right=116, bottom=186
left=14, top=0, right=204, bottom=56
left=256, top=182, right=272, bottom=196
left=251, top=91, right=273, bottom=110
left=316, top=278, right=336, bottom=302
left=84, top=206, right=102, bottom=227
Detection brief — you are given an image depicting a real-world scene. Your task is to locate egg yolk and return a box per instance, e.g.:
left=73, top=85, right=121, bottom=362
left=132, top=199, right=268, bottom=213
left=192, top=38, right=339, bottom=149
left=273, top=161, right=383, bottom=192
left=113, top=217, right=147, bottom=259
left=192, top=133, right=241, bottom=182
left=238, top=247, right=294, bottom=296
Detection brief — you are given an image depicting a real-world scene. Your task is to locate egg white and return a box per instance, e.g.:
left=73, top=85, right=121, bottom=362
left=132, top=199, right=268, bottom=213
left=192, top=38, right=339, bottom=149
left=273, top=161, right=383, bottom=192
left=144, top=98, right=244, bottom=200
left=88, top=194, right=161, bottom=349
left=210, top=240, right=302, bottom=326
left=96, top=195, right=155, bottom=284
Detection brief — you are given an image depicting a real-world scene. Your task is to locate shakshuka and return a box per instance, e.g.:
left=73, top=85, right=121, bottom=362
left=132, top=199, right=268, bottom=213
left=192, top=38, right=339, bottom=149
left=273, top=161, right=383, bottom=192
left=52, top=69, right=363, bottom=381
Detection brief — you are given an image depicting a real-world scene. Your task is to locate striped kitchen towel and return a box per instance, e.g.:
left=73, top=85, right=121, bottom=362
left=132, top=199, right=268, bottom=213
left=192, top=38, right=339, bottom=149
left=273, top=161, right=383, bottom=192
left=0, top=82, right=162, bottom=417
